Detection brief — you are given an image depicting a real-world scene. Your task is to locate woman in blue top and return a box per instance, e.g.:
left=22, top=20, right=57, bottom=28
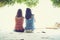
left=25, top=8, right=34, bottom=33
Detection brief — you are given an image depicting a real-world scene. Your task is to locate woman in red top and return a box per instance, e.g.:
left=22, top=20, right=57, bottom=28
left=14, top=9, right=24, bottom=32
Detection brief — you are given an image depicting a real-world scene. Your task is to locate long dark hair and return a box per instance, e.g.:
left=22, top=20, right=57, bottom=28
left=17, top=9, right=22, bottom=17
left=25, top=8, right=32, bottom=19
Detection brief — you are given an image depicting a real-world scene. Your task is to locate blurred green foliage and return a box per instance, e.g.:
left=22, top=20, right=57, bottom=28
left=51, top=0, right=60, bottom=7
left=0, top=0, right=39, bottom=7
left=24, top=0, right=39, bottom=7
left=0, top=0, right=15, bottom=7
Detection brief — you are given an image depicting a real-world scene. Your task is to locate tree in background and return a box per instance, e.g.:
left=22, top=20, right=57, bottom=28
left=0, top=0, right=15, bottom=7
left=0, top=0, right=39, bottom=7
left=51, top=0, right=60, bottom=7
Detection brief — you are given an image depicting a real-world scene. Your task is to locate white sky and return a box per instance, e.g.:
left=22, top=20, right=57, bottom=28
left=0, top=0, right=60, bottom=31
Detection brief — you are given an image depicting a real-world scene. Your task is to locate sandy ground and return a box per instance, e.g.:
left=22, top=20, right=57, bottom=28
left=0, top=28, right=60, bottom=40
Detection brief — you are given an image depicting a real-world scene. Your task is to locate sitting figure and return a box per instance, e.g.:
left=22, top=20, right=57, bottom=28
left=14, top=9, right=24, bottom=32
left=25, top=8, right=34, bottom=33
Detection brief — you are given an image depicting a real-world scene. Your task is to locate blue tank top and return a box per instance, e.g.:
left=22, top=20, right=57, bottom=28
left=25, top=15, right=34, bottom=30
